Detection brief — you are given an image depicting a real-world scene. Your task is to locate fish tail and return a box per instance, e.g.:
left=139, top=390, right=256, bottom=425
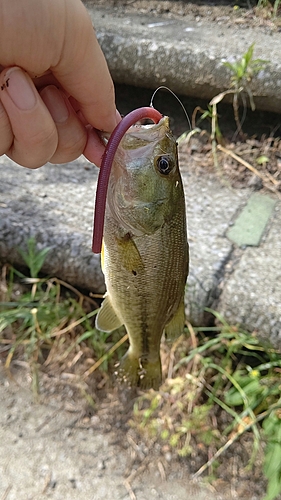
left=118, top=350, right=140, bottom=388
left=138, top=356, right=162, bottom=390
left=118, top=349, right=162, bottom=390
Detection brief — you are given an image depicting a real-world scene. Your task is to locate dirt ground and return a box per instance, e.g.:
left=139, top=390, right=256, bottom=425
left=0, top=363, right=229, bottom=500
left=0, top=360, right=267, bottom=500
left=114, top=82, right=281, bottom=197
left=0, top=271, right=274, bottom=500
left=92, top=0, right=281, bottom=31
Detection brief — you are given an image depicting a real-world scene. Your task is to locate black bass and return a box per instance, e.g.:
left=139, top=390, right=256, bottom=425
left=93, top=108, right=189, bottom=390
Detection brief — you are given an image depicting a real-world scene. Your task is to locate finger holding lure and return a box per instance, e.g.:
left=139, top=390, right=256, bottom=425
left=92, top=103, right=189, bottom=390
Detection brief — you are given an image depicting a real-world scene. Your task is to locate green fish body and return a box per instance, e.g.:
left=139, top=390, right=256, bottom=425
left=96, top=116, right=189, bottom=389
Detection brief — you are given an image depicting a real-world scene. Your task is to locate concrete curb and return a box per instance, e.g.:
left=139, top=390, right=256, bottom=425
left=87, top=4, right=281, bottom=114
left=0, top=157, right=104, bottom=293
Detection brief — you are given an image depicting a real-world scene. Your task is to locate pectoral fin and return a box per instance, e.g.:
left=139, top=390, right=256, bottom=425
left=116, top=233, right=144, bottom=274
left=96, top=295, right=123, bottom=332
left=165, top=300, right=186, bottom=342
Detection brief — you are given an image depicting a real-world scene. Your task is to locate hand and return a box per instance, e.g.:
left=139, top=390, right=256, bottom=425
left=0, top=0, right=120, bottom=168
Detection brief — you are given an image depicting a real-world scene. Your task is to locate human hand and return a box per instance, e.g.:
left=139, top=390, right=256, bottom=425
left=0, top=0, right=120, bottom=168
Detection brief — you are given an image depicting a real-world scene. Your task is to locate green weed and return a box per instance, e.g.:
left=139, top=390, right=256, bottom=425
left=130, top=312, right=281, bottom=499
left=1, top=240, right=281, bottom=498
left=0, top=238, right=126, bottom=393
left=223, top=43, right=268, bottom=137
left=190, top=44, right=268, bottom=142
left=185, top=44, right=273, bottom=188
left=17, top=236, right=51, bottom=278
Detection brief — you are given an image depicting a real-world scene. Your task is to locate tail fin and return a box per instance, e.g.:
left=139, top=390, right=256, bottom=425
left=117, top=349, right=162, bottom=390
left=139, top=358, right=162, bottom=390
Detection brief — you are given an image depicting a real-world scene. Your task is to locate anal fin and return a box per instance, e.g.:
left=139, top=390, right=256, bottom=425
left=164, top=300, right=186, bottom=342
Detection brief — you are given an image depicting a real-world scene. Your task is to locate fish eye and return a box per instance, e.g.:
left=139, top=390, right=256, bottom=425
left=156, top=155, right=173, bottom=176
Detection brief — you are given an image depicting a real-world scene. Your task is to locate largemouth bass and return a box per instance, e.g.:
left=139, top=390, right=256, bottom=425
left=95, top=114, right=189, bottom=390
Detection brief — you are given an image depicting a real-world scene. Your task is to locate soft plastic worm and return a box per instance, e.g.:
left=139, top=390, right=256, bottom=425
left=92, top=107, right=163, bottom=253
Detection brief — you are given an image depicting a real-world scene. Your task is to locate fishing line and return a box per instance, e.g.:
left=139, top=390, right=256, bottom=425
left=150, top=86, right=192, bottom=131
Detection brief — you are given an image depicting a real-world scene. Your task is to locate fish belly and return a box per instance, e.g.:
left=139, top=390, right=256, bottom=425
left=101, top=209, right=188, bottom=390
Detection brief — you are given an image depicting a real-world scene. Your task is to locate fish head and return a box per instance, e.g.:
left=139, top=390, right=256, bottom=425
left=106, top=116, right=183, bottom=235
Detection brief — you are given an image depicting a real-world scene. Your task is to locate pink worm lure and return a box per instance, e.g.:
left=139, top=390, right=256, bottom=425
left=92, top=107, right=163, bottom=254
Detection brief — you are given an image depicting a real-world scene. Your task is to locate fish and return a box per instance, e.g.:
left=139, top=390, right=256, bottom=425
left=95, top=114, right=189, bottom=390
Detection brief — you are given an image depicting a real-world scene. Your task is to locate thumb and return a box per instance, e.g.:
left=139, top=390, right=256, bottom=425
left=52, top=0, right=118, bottom=133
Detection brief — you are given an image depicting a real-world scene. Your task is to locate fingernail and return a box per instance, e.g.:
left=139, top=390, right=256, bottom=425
left=40, top=86, right=69, bottom=124
left=3, top=67, right=37, bottom=110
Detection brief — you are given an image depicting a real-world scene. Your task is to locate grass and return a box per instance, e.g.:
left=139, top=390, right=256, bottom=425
left=193, top=43, right=269, bottom=143
left=131, top=317, right=281, bottom=500
left=256, top=0, right=281, bottom=18
left=0, top=238, right=127, bottom=396
left=1, top=241, right=281, bottom=499
left=178, top=43, right=281, bottom=196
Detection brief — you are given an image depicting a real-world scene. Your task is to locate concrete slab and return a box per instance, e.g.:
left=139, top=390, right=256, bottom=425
left=219, top=201, right=281, bottom=348
left=227, top=192, right=277, bottom=247
left=1, top=3, right=281, bottom=350
left=86, top=4, right=281, bottom=114
left=0, top=157, right=104, bottom=292
left=181, top=168, right=249, bottom=325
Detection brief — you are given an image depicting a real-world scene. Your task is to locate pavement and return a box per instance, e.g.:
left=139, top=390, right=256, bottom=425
left=0, top=4, right=280, bottom=350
